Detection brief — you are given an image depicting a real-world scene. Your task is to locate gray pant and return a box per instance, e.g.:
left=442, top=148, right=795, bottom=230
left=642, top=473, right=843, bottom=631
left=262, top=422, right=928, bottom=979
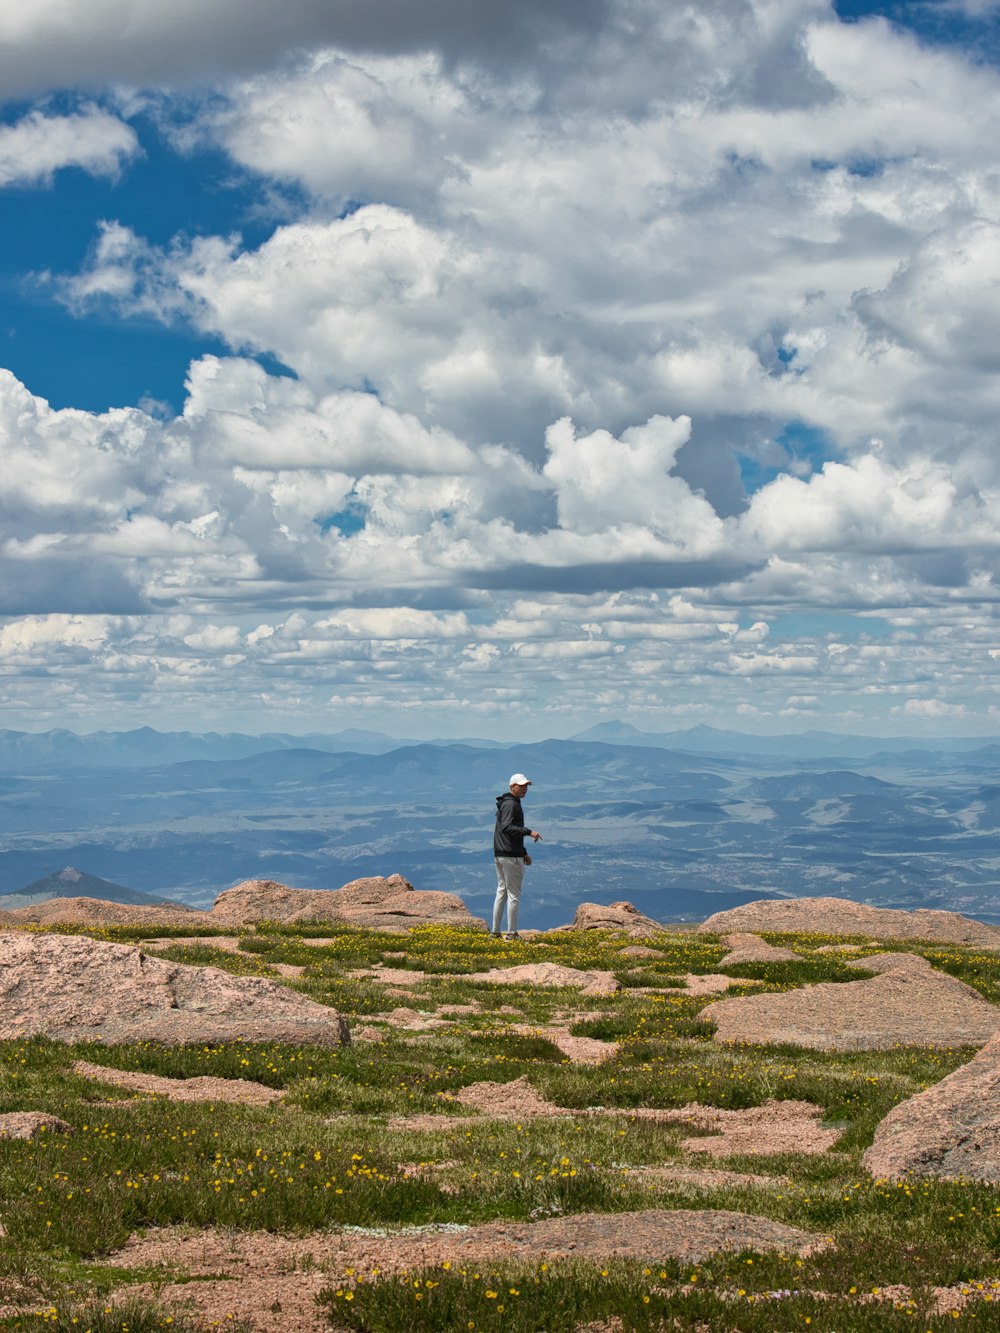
left=492, top=856, right=525, bottom=934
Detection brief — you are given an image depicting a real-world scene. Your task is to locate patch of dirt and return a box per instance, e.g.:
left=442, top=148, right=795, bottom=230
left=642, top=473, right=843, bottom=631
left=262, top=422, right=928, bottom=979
left=452, top=1074, right=571, bottom=1117
left=513, top=1023, right=618, bottom=1064
left=0, top=1111, right=72, bottom=1140
left=348, top=965, right=432, bottom=986
left=110, top=1210, right=830, bottom=1332
left=718, top=933, right=800, bottom=966
left=73, top=1060, right=285, bottom=1106
left=271, top=962, right=305, bottom=978
left=141, top=935, right=242, bottom=952
left=374, top=1006, right=451, bottom=1031
left=622, top=1166, right=791, bottom=1191
left=622, top=1099, right=841, bottom=1157
left=464, top=962, right=620, bottom=997
left=680, top=973, right=766, bottom=997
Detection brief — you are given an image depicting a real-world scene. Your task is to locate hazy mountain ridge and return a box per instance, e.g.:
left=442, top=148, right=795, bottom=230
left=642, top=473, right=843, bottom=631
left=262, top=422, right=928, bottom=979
left=0, top=726, right=997, bottom=929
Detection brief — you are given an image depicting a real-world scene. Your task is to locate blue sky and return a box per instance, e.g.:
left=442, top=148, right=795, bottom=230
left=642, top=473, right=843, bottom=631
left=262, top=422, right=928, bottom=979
left=1, top=0, right=999, bottom=739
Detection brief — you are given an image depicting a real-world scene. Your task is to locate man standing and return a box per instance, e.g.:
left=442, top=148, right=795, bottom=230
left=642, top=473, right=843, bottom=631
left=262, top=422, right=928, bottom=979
left=492, top=772, right=542, bottom=939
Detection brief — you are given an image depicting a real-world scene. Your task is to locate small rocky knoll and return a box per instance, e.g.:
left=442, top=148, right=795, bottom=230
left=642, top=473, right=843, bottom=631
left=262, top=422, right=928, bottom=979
left=702, top=952, right=1000, bottom=1050
left=864, top=1030, right=1000, bottom=1181
left=0, top=931, right=350, bottom=1046
left=700, top=896, right=1000, bottom=947
left=212, top=874, right=486, bottom=931
left=8, top=897, right=215, bottom=928
left=718, top=932, right=800, bottom=966
left=554, top=901, right=667, bottom=934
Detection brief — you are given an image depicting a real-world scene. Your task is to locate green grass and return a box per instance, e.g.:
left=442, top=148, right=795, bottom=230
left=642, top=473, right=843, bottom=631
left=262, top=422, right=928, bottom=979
left=2, top=919, right=999, bottom=1329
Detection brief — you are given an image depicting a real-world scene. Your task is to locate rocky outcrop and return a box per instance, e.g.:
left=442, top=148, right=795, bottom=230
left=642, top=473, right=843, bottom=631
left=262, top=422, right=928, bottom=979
left=702, top=953, right=1000, bottom=1051
left=718, top=933, right=799, bottom=966
left=863, top=1031, right=1000, bottom=1181
left=0, top=1111, right=72, bottom=1140
left=556, top=901, right=666, bottom=935
left=212, top=874, right=486, bottom=932
left=465, top=961, right=620, bottom=997
left=0, top=931, right=350, bottom=1046
left=699, top=897, right=1000, bottom=947
left=9, top=896, right=215, bottom=928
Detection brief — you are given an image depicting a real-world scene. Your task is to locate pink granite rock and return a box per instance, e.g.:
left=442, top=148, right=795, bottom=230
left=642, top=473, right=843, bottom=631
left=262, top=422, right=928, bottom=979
left=0, top=931, right=350, bottom=1047
left=864, top=1031, right=1000, bottom=1181
left=557, top=901, right=666, bottom=935
left=212, top=874, right=486, bottom=932
left=702, top=953, right=1000, bottom=1051
left=699, top=897, right=1000, bottom=947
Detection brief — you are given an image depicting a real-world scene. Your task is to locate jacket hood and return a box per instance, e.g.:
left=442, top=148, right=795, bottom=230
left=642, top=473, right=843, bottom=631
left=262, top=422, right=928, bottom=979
left=496, top=791, right=519, bottom=809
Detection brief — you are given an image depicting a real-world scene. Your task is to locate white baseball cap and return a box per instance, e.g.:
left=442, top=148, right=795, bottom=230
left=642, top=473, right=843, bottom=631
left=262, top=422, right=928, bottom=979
left=509, top=772, right=532, bottom=787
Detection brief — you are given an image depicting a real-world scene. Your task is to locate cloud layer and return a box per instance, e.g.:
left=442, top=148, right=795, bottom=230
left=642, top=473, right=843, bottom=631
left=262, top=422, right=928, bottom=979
left=1, top=0, right=999, bottom=735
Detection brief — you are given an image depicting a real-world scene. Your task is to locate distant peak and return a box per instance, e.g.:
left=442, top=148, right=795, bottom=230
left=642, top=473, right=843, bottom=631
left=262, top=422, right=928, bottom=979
left=57, top=867, right=82, bottom=881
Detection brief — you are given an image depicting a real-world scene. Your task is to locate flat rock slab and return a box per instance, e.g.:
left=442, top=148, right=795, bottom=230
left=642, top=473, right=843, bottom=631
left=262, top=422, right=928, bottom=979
left=108, top=1209, right=830, bottom=1333
left=864, top=1030, right=1000, bottom=1181
left=700, top=896, right=1000, bottom=948
left=0, top=931, right=350, bottom=1047
left=465, top=962, right=620, bottom=996
left=0, top=1112, right=72, bottom=1140
left=719, top=933, right=800, bottom=966
left=212, top=874, right=487, bottom=932
left=10, top=897, right=215, bottom=928
left=703, top=955, right=1000, bottom=1051
left=74, top=1060, right=285, bottom=1106
left=625, top=1098, right=841, bottom=1157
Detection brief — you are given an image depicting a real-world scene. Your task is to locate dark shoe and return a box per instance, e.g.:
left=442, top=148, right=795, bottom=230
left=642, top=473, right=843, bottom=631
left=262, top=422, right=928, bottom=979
left=504, top=932, right=520, bottom=941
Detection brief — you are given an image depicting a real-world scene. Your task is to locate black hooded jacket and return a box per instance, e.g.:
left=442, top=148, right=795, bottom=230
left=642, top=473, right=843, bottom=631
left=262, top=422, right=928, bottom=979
left=494, top=791, right=531, bottom=857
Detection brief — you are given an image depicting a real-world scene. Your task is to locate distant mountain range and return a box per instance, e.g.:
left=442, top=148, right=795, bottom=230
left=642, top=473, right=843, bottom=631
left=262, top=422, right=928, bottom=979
left=1, top=723, right=997, bottom=771
left=0, top=725, right=997, bottom=930
left=0, top=865, right=181, bottom=910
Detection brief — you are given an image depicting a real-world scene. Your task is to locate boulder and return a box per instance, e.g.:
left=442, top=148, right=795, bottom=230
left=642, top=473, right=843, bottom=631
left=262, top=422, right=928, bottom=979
left=699, top=897, right=1000, bottom=947
left=702, top=953, right=1000, bottom=1051
left=864, top=1031, right=1000, bottom=1181
left=10, top=896, right=215, bottom=928
left=0, top=931, right=350, bottom=1046
left=0, top=1111, right=72, bottom=1140
left=718, top=933, right=799, bottom=966
left=212, top=874, right=486, bottom=932
left=465, top=961, right=620, bottom=997
left=557, top=901, right=666, bottom=935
